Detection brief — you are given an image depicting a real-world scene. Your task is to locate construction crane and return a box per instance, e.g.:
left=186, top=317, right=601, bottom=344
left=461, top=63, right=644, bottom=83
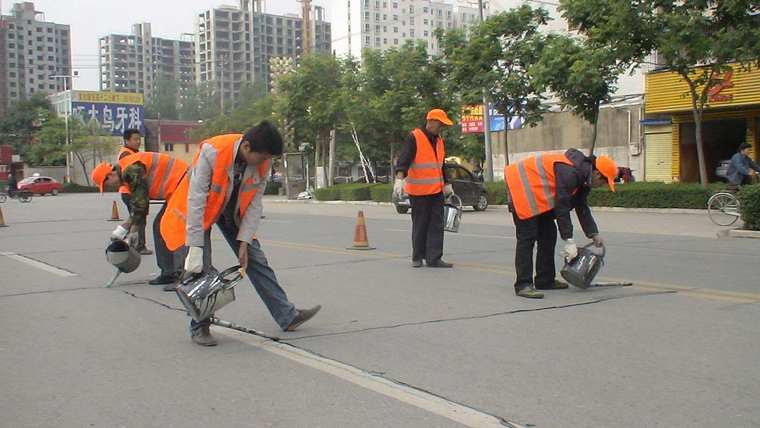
left=296, top=0, right=313, bottom=56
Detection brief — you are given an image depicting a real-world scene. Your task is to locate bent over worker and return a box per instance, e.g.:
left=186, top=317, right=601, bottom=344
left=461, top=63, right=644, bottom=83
left=160, top=121, right=321, bottom=347
left=91, top=151, right=189, bottom=287
left=117, top=128, right=151, bottom=255
left=505, top=149, right=617, bottom=299
left=393, top=109, right=455, bottom=268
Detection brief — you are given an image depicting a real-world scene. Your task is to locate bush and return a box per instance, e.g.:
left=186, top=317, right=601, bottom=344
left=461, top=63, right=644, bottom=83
left=63, top=182, right=99, bottom=193
left=338, top=183, right=374, bottom=201
left=737, top=184, right=760, bottom=230
left=370, top=184, right=393, bottom=202
left=588, top=182, right=721, bottom=209
left=264, top=181, right=281, bottom=195
left=314, top=187, right=340, bottom=201
left=484, top=181, right=508, bottom=205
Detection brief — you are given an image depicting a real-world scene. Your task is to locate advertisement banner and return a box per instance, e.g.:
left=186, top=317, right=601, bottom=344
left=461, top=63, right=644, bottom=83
left=71, top=102, right=145, bottom=136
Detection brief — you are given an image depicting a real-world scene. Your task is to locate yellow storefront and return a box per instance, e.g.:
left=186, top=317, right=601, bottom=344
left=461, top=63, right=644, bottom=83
left=644, top=63, right=760, bottom=183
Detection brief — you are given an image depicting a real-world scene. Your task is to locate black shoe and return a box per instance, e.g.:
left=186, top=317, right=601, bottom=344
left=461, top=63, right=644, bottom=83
left=149, top=273, right=178, bottom=286
left=427, top=260, right=453, bottom=268
left=137, top=247, right=153, bottom=256
left=191, top=326, right=218, bottom=347
left=516, top=285, right=544, bottom=299
left=286, top=305, right=322, bottom=332
left=412, top=260, right=423, bottom=268
left=536, top=280, right=569, bottom=290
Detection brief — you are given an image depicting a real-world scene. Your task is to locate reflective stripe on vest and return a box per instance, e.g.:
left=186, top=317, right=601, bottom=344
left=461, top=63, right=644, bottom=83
left=119, top=152, right=189, bottom=201
left=404, top=128, right=445, bottom=196
left=504, top=153, right=573, bottom=220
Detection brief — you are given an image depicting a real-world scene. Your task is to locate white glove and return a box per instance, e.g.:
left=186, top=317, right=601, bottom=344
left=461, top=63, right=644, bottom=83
left=111, top=225, right=128, bottom=241
left=184, top=246, right=203, bottom=274
left=444, top=183, right=454, bottom=196
left=561, top=239, right=578, bottom=262
left=393, top=178, right=405, bottom=197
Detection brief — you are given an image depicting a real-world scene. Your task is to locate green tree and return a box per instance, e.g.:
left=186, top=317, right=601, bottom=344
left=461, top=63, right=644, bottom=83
left=145, top=76, right=179, bottom=120
left=438, top=5, right=549, bottom=166
left=0, top=93, right=53, bottom=154
left=179, top=82, right=220, bottom=121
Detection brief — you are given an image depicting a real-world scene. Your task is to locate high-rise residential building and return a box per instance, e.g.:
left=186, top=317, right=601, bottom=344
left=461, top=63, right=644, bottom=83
left=195, top=0, right=331, bottom=106
left=331, top=0, right=479, bottom=60
left=0, top=2, right=71, bottom=116
left=98, top=23, right=195, bottom=102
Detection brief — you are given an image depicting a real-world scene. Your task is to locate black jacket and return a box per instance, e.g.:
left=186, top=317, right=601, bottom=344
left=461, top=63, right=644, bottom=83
left=554, top=148, right=599, bottom=241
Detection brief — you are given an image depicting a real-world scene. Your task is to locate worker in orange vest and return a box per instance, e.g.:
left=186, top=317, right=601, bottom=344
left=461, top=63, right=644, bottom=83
left=160, top=121, right=321, bottom=347
left=505, top=149, right=617, bottom=298
left=117, top=128, right=151, bottom=255
left=91, top=152, right=189, bottom=287
left=393, top=109, right=455, bottom=268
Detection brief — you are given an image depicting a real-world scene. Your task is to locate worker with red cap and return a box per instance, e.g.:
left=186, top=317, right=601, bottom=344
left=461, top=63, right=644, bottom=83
left=505, top=149, right=617, bottom=298
left=91, top=152, right=189, bottom=288
left=394, top=109, right=455, bottom=268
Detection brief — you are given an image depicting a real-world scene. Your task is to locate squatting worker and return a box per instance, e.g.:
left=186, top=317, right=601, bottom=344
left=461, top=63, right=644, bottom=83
left=160, top=121, right=321, bottom=347
left=393, top=109, right=455, bottom=268
left=505, top=149, right=617, bottom=299
left=117, top=128, right=151, bottom=255
left=91, top=152, right=189, bottom=288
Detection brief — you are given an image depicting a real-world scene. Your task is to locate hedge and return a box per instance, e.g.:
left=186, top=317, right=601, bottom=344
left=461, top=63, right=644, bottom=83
left=63, top=182, right=99, bottom=193
left=737, top=184, right=760, bottom=230
left=485, top=181, right=508, bottom=205
left=587, top=182, right=723, bottom=209
left=370, top=184, right=393, bottom=202
left=264, top=181, right=282, bottom=195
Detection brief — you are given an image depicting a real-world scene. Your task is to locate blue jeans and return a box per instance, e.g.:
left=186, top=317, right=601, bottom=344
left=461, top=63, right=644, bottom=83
left=189, top=216, right=298, bottom=333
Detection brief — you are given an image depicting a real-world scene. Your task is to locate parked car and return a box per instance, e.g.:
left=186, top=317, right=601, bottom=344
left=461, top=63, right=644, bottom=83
left=18, top=176, right=64, bottom=196
left=715, top=160, right=731, bottom=181
left=392, top=163, right=488, bottom=214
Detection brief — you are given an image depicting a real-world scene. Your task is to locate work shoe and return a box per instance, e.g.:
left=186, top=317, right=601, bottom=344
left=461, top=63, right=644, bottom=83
left=149, top=273, right=178, bottom=286
left=516, top=285, right=544, bottom=299
left=411, top=259, right=423, bottom=268
left=536, top=280, right=569, bottom=290
left=137, top=247, right=153, bottom=256
left=162, top=281, right=179, bottom=292
left=191, top=326, right=218, bottom=347
left=286, top=305, right=322, bottom=332
left=427, top=260, right=453, bottom=268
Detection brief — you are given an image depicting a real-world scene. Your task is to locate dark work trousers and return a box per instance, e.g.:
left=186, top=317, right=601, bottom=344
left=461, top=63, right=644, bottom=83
left=190, top=215, right=298, bottom=333
left=152, top=202, right=184, bottom=276
left=121, top=193, right=147, bottom=249
left=410, top=192, right=445, bottom=264
left=512, top=210, right=558, bottom=292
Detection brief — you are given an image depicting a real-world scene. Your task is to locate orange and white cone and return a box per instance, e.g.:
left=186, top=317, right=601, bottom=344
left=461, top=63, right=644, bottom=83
left=107, top=200, right=122, bottom=221
left=347, top=210, right=375, bottom=250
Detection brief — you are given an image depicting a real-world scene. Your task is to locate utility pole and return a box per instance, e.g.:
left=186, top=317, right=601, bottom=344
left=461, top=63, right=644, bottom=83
left=478, top=0, right=494, bottom=182
left=51, top=73, right=77, bottom=183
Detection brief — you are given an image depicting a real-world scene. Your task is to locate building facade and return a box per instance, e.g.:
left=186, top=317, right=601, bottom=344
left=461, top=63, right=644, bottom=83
left=98, top=23, right=195, bottom=103
left=0, top=2, right=71, bottom=116
left=195, top=0, right=331, bottom=105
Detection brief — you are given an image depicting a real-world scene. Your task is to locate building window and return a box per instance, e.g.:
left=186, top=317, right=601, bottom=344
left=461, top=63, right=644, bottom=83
left=383, top=38, right=387, bottom=44
left=383, top=14, right=387, bottom=20
left=423, top=7, right=428, bottom=13
left=365, top=24, right=370, bottom=31
left=394, top=27, right=398, bottom=33
left=410, top=29, right=414, bottom=37
left=164, top=143, right=174, bottom=152
left=424, top=30, right=428, bottom=37
left=424, top=19, right=428, bottom=25
left=383, top=26, right=387, bottom=32
left=393, top=2, right=398, bottom=8
left=376, top=25, right=381, bottom=32
left=394, top=38, right=398, bottom=45
left=365, top=36, right=370, bottom=44
left=375, top=37, right=380, bottom=46
left=375, top=13, right=379, bottom=20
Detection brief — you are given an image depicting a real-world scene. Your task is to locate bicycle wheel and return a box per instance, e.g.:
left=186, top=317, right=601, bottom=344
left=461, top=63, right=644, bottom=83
left=0, top=193, right=6, bottom=203
left=18, top=191, right=32, bottom=203
left=707, top=193, right=740, bottom=226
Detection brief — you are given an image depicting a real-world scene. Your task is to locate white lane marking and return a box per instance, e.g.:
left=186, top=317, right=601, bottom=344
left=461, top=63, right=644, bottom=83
left=0, top=252, right=77, bottom=277
left=217, top=328, right=520, bottom=428
left=385, top=228, right=515, bottom=240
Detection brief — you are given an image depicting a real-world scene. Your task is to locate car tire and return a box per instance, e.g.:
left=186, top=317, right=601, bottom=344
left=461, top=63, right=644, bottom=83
left=473, top=194, right=488, bottom=211
left=395, top=205, right=409, bottom=214
left=52, top=189, right=59, bottom=196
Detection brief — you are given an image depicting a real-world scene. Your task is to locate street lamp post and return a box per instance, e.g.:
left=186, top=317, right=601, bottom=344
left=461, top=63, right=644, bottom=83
left=478, top=0, right=494, bottom=182
left=50, top=72, right=77, bottom=184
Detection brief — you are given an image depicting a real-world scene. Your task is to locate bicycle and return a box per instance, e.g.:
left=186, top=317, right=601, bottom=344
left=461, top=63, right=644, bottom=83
left=707, top=190, right=740, bottom=226
left=0, top=189, right=33, bottom=203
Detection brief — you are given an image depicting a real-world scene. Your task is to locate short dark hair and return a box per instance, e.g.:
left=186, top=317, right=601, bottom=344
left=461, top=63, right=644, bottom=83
left=739, top=142, right=752, bottom=152
left=243, top=120, right=283, bottom=156
left=123, top=129, right=141, bottom=141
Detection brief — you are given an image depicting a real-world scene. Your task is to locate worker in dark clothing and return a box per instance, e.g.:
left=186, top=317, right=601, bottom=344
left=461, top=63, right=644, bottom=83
left=394, top=109, right=455, bottom=268
left=504, top=149, right=618, bottom=298
left=726, top=142, right=759, bottom=189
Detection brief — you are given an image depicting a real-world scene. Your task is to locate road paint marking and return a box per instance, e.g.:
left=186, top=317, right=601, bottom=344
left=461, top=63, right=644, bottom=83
left=385, top=228, right=515, bottom=240
left=262, top=240, right=760, bottom=304
left=217, top=328, right=522, bottom=428
left=0, top=252, right=77, bottom=277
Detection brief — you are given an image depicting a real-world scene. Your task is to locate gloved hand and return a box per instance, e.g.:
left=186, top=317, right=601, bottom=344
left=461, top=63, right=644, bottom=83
left=126, top=231, right=138, bottom=247
left=393, top=178, right=405, bottom=197
left=111, top=225, right=128, bottom=241
left=184, top=246, right=203, bottom=274
left=591, top=234, right=604, bottom=247
left=444, top=183, right=454, bottom=197
left=560, top=239, right=578, bottom=262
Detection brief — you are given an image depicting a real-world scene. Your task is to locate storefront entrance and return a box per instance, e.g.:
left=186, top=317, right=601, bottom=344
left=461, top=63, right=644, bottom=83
left=679, top=119, right=746, bottom=182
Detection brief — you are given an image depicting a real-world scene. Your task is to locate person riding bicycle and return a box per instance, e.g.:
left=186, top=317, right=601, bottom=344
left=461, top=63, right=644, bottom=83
left=6, top=173, right=17, bottom=198
left=726, top=142, right=759, bottom=191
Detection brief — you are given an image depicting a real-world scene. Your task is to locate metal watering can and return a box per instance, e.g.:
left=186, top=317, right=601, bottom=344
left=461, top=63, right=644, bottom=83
left=105, top=240, right=141, bottom=273
left=560, top=243, right=605, bottom=289
left=176, top=266, right=243, bottom=322
left=443, top=193, right=462, bottom=233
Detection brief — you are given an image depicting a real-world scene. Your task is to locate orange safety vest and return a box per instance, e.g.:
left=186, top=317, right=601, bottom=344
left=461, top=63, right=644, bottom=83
left=404, top=128, right=445, bottom=196
left=119, top=152, right=189, bottom=201
left=117, top=146, right=139, bottom=194
left=160, top=134, right=270, bottom=251
left=505, top=153, right=573, bottom=220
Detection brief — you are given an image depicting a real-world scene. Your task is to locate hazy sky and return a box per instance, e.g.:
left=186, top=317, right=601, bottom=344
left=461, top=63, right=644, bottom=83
left=5, top=0, right=325, bottom=90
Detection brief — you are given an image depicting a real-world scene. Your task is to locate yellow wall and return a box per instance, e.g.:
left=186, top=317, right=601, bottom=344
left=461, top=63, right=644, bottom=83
left=646, top=63, right=760, bottom=114
left=159, top=143, right=199, bottom=164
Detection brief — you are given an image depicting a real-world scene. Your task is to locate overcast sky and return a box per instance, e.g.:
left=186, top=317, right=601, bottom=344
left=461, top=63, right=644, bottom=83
left=5, top=0, right=327, bottom=90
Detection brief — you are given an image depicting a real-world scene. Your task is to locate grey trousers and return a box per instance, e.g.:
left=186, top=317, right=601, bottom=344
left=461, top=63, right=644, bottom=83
left=152, top=203, right=184, bottom=276
left=189, top=216, right=298, bottom=332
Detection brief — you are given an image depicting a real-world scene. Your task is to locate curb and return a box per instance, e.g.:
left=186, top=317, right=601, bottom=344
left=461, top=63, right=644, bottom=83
left=726, top=229, right=760, bottom=239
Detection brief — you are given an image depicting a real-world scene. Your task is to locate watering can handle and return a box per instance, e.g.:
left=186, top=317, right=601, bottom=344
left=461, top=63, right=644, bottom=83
left=446, top=193, right=462, bottom=209
left=219, top=265, right=244, bottom=289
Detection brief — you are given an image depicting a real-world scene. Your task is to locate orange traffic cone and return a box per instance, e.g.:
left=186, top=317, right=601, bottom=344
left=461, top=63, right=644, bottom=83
left=347, top=210, right=375, bottom=251
left=0, top=206, right=7, bottom=227
left=107, top=200, right=123, bottom=221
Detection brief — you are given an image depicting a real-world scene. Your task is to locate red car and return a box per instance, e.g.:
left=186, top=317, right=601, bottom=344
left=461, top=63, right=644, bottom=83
left=18, top=176, right=64, bottom=195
